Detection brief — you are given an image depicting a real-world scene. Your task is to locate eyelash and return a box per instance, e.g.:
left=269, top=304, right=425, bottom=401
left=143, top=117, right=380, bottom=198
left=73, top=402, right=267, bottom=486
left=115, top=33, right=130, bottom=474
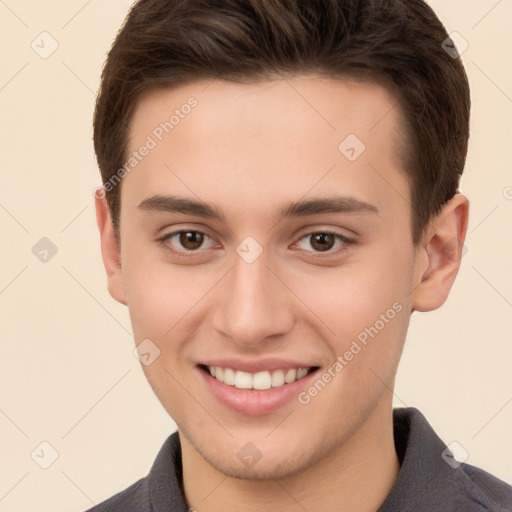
left=156, top=229, right=356, bottom=259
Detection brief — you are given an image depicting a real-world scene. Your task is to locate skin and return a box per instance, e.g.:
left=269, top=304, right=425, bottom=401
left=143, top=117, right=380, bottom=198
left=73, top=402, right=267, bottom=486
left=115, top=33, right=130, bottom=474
left=96, top=75, right=469, bottom=511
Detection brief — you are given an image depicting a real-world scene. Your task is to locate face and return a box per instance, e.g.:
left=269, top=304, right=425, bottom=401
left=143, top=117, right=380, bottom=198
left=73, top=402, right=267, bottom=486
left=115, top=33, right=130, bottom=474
left=100, top=76, right=439, bottom=479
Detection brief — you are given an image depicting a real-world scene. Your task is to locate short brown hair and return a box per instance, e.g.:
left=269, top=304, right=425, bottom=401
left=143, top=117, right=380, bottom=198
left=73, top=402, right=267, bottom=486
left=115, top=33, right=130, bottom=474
left=93, top=0, right=471, bottom=244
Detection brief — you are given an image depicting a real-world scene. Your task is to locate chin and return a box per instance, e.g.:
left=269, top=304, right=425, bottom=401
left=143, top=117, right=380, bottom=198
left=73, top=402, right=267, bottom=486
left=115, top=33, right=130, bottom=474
left=189, top=429, right=332, bottom=481
left=204, top=451, right=312, bottom=481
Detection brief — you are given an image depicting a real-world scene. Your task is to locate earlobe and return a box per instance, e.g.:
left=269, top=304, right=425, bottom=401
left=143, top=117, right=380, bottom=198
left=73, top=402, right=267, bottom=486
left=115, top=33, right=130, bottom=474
left=412, top=193, right=469, bottom=312
left=95, top=193, right=127, bottom=306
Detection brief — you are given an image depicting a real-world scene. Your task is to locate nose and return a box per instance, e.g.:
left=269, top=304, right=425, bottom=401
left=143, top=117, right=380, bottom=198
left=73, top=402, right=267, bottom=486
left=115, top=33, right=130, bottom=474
left=211, top=251, right=295, bottom=348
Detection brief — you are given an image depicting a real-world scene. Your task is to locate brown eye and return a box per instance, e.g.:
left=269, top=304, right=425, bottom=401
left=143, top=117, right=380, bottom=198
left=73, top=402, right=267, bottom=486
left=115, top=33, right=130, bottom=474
left=309, top=233, right=336, bottom=252
left=179, top=231, right=204, bottom=250
left=294, top=231, right=355, bottom=255
left=158, top=230, right=217, bottom=256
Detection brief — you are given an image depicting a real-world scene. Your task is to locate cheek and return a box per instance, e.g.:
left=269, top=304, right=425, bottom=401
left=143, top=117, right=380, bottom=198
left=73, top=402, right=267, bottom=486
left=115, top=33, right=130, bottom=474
left=296, top=270, right=410, bottom=413
left=293, top=260, right=410, bottom=338
left=289, top=249, right=414, bottom=377
left=122, top=251, right=217, bottom=344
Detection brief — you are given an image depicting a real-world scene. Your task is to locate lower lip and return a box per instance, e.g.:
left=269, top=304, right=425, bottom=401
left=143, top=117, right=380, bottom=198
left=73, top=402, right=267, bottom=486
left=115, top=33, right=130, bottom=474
left=198, top=367, right=318, bottom=416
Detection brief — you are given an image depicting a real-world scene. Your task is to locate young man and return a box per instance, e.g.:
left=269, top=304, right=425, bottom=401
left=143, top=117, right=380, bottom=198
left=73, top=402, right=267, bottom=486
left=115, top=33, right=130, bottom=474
left=89, top=0, right=512, bottom=510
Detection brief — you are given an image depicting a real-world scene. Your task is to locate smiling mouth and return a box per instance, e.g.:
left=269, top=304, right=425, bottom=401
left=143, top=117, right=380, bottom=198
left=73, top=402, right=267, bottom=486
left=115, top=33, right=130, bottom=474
left=198, top=364, right=319, bottom=391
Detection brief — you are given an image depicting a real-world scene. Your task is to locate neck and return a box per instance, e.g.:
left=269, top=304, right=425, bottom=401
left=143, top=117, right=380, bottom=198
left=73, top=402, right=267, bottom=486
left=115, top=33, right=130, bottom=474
left=180, top=399, right=399, bottom=512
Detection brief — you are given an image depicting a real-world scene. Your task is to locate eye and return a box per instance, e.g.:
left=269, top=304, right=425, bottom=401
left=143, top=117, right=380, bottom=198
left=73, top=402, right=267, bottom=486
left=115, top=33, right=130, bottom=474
left=156, top=229, right=355, bottom=259
left=157, top=230, right=217, bottom=256
left=293, top=231, right=355, bottom=255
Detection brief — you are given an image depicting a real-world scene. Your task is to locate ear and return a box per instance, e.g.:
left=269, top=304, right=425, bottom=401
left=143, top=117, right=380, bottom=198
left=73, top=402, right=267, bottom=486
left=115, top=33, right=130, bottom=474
left=95, top=191, right=127, bottom=305
left=412, top=193, right=469, bottom=312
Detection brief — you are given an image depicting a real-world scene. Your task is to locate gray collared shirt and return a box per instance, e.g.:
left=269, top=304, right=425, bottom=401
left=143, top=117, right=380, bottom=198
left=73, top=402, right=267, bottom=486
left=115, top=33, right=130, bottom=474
left=85, top=407, right=512, bottom=511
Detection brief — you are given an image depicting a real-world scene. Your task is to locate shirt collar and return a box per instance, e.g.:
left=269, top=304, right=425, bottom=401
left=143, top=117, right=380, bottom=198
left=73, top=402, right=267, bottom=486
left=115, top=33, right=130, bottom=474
left=378, top=407, right=461, bottom=511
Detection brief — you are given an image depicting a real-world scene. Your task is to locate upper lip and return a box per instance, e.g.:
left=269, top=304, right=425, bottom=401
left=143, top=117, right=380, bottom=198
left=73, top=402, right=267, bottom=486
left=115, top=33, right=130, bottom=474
left=199, top=358, right=319, bottom=373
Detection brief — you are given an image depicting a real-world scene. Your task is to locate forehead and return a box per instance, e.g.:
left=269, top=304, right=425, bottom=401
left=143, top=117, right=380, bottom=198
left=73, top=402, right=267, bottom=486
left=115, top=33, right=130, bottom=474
left=123, top=75, right=408, bottom=222
left=129, top=74, right=402, bottom=148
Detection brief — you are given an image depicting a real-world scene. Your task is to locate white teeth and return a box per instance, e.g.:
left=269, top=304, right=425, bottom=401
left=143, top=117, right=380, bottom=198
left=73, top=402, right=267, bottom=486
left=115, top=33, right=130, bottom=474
left=223, top=368, right=236, bottom=385
left=206, top=366, right=311, bottom=390
left=296, top=368, right=308, bottom=379
left=234, top=371, right=253, bottom=389
left=271, top=370, right=285, bottom=387
left=284, top=369, right=297, bottom=384
left=253, top=371, right=272, bottom=390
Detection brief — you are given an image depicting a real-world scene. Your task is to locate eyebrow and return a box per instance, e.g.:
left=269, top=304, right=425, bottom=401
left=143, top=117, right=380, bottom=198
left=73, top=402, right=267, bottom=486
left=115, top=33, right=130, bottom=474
left=137, top=195, right=379, bottom=223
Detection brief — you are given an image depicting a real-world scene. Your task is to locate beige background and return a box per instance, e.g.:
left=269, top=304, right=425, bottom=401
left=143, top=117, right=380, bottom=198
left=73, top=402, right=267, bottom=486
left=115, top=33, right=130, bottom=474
left=0, top=0, right=511, bottom=510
